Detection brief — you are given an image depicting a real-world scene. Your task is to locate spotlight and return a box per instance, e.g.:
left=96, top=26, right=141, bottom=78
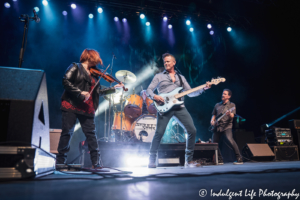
left=34, top=7, right=39, bottom=12
left=186, top=20, right=191, bottom=25
left=209, top=30, right=214, bottom=35
left=207, top=24, right=212, bottom=29
left=122, top=18, right=127, bottom=22
left=89, top=14, right=94, bottom=19
left=4, top=2, right=10, bottom=8
left=71, top=4, right=76, bottom=9
left=98, top=7, right=103, bottom=13
left=140, top=14, right=145, bottom=19
left=227, top=27, right=232, bottom=32
left=146, top=22, right=150, bottom=26
left=42, top=0, right=48, bottom=6
left=62, top=11, right=67, bottom=16
left=114, top=17, right=119, bottom=22
left=163, top=16, right=168, bottom=22
left=13, top=0, right=17, bottom=1
left=189, top=27, right=194, bottom=32
left=168, top=24, right=172, bottom=29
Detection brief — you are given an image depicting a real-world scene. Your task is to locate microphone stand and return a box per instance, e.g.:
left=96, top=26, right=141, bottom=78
left=18, top=10, right=39, bottom=68
left=107, top=55, right=116, bottom=141
left=18, top=15, right=29, bottom=68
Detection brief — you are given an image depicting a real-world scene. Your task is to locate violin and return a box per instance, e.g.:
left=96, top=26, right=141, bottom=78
left=89, top=68, right=128, bottom=91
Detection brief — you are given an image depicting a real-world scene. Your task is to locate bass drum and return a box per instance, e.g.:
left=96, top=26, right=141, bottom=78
left=130, top=114, right=157, bottom=142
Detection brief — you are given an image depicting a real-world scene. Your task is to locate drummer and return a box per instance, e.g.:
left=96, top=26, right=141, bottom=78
left=140, top=90, right=149, bottom=115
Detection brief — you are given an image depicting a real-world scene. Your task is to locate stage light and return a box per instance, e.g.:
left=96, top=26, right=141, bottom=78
left=13, top=0, right=17, bottom=1
left=126, top=156, right=148, bottom=167
left=114, top=17, right=119, bottom=22
left=71, top=4, right=76, bottom=9
left=227, top=27, right=232, bottom=32
left=122, top=18, right=127, bottom=22
left=210, top=30, right=214, bottom=35
left=98, top=7, right=103, bottom=13
left=186, top=20, right=191, bottom=25
left=207, top=24, right=212, bottom=29
left=4, top=2, right=10, bottom=8
left=168, top=24, right=172, bottom=29
left=163, top=16, right=168, bottom=22
left=140, top=14, right=145, bottom=19
left=189, top=27, right=194, bottom=32
left=146, top=22, right=150, bottom=26
left=42, top=0, right=48, bottom=6
left=89, top=14, right=93, bottom=19
left=62, top=11, right=67, bottom=16
left=34, top=7, right=39, bottom=12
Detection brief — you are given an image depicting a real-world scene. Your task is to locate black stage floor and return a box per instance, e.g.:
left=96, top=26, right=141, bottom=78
left=1, top=161, right=300, bottom=200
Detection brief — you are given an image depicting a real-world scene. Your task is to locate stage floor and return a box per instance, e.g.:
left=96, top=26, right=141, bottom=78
left=1, top=161, right=300, bottom=200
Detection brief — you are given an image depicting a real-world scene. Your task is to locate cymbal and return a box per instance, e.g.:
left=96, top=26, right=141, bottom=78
left=115, top=70, right=136, bottom=83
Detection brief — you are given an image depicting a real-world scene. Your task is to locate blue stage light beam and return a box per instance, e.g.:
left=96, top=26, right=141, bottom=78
left=140, top=14, right=145, bottom=19
left=42, top=0, right=48, bottom=6
left=71, top=4, right=76, bottom=9
left=227, top=27, right=232, bottom=32
left=186, top=20, right=191, bottom=25
left=4, top=2, right=11, bottom=8
left=98, top=7, right=103, bottom=13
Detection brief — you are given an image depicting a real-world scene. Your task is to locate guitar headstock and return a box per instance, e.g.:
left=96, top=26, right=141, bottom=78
left=210, top=77, right=226, bottom=85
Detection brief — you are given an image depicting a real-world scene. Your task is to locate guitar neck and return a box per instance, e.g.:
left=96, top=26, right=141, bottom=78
left=174, top=83, right=207, bottom=99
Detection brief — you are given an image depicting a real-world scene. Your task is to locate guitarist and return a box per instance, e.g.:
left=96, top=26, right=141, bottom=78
left=210, top=89, right=243, bottom=165
left=146, top=53, right=211, bottom=168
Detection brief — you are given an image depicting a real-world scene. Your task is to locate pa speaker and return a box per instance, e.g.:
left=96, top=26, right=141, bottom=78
left=0, top=67, right=49, bottom=152
left=243, top=143, right=275, bottom=161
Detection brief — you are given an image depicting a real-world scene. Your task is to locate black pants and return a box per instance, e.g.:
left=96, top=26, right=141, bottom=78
left=149, top=106, right=197, bottom=163
left=212, top=128, right=241, bottom=160
left=57, top=111, right=100, bottom=165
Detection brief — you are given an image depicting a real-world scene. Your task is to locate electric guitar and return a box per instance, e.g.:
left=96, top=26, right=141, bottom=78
left=153, top=77, right=226, bottom=115
left=209, top=107, right=236, bottom=132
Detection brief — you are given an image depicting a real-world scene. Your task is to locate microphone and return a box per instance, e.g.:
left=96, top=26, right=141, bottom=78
left=32, top=9, right=40, bottom=23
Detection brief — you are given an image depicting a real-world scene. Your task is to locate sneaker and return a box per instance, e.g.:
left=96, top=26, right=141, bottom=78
left=233, top=157, right=243, bottom=165
left=148, top=160, right=156, bottom=168
left=92, top=164, right=103, bottom=169
left=185, top=161, right=201, bottom=168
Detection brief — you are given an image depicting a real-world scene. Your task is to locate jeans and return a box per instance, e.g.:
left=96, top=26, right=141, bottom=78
left=57, top=111, right=100, bottom=165
left=149, top=106, right=197, bottom=163
left=212, top=128, right=241, bottom=160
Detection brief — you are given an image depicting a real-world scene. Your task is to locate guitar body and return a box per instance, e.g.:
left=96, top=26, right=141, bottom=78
left=153, top=87, right=184, bottom=114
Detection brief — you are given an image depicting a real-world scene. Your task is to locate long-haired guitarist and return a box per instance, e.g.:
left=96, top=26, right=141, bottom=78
left=210, top=89, right=243, bottom=165
left=146, top=53, right=211, bottom=168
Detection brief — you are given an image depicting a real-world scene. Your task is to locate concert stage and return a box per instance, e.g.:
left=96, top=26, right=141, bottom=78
left=1, top=161, right=300, bottom=200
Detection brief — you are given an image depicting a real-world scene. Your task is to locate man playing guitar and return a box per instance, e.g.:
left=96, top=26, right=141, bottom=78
left=146, top=53, right=211, bottom=168
left=211, top=89, right=243, bottom=165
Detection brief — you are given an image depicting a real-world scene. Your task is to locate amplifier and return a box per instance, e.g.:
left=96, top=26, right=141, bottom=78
left=265, top=128, right=292, bottom=138
left=267, top=138, right=294, bottom=146
left=271, top=146, right=299, bottom=161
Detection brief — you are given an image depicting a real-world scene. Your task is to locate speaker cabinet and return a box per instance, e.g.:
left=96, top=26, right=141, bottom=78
left=0, top=67, right=49, bottom=151
left=243, top=143, right=275, bottom=161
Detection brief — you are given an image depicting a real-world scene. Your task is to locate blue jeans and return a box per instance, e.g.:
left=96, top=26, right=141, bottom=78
left=149, top=106, right=197, bottom=162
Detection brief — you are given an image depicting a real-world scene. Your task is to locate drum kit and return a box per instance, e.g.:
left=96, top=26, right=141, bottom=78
left=104, top=70, right=158, bottom=143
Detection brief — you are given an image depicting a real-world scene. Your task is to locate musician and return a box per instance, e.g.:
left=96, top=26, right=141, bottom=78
left=210, top=89, right=243, bottom=165
left=57, top=49, right=124, bottom=169
left=146, top=53, right=211, bottom=168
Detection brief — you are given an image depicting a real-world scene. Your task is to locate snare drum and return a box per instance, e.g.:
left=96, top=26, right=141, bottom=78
left=130, top=114, right=157, bottom=142
left=145, top=97, right=157, bottom=114
left=124, top=94, right=143, bottom=119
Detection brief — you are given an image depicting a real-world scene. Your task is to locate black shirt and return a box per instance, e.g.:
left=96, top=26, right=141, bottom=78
left=212, top=101, right=236, bottom=132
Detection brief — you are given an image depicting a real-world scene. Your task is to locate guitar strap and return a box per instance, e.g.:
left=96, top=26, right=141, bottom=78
left=177, top=73, right=183, bottom=87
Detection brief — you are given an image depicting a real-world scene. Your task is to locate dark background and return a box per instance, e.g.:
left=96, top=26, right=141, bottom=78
left=1, top=0, right=299, bottom=143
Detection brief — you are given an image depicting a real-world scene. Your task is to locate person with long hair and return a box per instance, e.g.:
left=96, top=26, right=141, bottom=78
left=57, top=49, right=124, bottom=169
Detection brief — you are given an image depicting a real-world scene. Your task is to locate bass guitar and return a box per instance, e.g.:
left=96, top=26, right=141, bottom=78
left=153, top=77, right=226, bottom=115
left=209, top=106, right=236, bottom=132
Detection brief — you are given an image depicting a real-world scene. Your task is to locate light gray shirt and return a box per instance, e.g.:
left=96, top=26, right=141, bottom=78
left=146, top=70, right=204, bottom=99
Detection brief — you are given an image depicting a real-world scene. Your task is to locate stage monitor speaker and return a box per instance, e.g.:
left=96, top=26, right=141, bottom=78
left=0, top=67, right=49, bottom=152
left=243, top=143, right=275, bottom=161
